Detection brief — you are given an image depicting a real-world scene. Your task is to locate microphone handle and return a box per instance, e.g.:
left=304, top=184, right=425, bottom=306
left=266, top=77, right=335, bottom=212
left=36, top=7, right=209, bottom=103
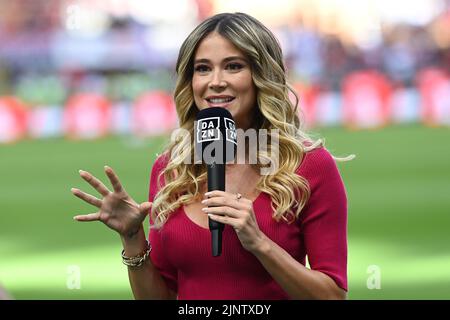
left=207, top=162, right=225, bottom=257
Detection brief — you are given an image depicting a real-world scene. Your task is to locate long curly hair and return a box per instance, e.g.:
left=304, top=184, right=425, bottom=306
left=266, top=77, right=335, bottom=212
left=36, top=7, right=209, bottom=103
left=150, top=12, right=352, bottom=229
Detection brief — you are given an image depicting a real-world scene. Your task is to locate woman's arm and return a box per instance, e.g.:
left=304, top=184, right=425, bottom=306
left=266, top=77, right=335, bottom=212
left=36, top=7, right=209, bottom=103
left=121, top=226, right=177, bottom=300
left=204, top=148, right=348, bottom=300
left=205, top=190, right=347, bottom=300
left=251, top=235, right=346, bottom=300
left=72, top=166, right=176, bottom=300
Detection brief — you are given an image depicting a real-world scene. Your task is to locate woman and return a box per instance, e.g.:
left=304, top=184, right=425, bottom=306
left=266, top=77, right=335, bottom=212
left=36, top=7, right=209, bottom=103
left=72, top=12, right=351, bottom=300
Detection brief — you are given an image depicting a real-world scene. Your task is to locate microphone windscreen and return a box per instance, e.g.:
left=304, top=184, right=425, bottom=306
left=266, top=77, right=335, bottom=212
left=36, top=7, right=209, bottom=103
left=195, top=107, right=237, bottom=164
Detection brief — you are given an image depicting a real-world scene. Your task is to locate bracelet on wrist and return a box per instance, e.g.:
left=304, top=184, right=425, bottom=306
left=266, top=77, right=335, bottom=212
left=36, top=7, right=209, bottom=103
left=121, top=240, right=152, bottom=268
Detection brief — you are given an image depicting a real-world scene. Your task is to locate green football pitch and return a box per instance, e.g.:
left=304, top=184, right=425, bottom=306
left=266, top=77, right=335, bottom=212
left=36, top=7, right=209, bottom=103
left=1, top=125, right=449, bottom=299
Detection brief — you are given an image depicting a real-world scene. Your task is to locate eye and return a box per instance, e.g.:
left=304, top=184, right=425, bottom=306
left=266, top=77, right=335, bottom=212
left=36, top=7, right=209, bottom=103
left=227, top=63, right=243, bottom=71
left=194, top=65, right=210, bottom=73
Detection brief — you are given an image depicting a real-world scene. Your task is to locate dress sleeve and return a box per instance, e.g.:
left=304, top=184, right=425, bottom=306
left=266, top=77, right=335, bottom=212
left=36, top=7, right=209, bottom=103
left=148, top=154, right=178, bottom=293
left=298, top=147, right=348, bottom=291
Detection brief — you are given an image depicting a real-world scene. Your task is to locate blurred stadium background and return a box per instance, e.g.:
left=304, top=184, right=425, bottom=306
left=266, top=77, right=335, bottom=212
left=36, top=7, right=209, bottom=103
left=0, top=0, right=449, bottom=299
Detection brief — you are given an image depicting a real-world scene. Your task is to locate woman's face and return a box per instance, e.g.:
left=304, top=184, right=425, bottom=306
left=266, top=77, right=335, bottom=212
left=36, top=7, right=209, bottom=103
left=192, top=32, right=257, bottom=130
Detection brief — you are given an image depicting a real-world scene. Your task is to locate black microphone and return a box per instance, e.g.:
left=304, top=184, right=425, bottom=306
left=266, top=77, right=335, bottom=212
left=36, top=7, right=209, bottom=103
left=195, top=107, right=237, bottom=256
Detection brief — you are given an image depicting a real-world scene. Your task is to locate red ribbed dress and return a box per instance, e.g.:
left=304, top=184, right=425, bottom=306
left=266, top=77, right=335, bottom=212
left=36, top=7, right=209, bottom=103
left=148, top=146, right=348, bottom=299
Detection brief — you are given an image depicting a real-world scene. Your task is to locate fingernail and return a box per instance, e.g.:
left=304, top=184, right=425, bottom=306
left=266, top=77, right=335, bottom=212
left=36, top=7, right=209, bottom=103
left=79, top=170, right=84, bottom=175
left=201, top=199, right=207, bottom=204
left=73, top=216, right=78, bottom=220
left=104, top=165, right=109, bottom=171
left=205, top=192, right=212, bottom=196
left=202, top=207, right=208, bottom=212
left=71, top=188, right=77, bottom=193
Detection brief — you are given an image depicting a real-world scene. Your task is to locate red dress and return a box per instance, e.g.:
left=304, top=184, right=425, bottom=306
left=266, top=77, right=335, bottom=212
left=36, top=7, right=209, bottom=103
left=148, top=147, right=348, bottom=299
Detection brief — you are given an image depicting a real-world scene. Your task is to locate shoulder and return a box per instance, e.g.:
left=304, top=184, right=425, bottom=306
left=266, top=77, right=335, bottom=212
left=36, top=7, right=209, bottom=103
left=294, top=146, right=346, bottom=195
left=149, top=152, right=171, bottom=188
left=149, top=152, right=171, bottom=199
left=296, top=146, right=337, bottom=177
left=152, top=152, right=171, bottom=173
left=296, top=146, right=348, bottom=225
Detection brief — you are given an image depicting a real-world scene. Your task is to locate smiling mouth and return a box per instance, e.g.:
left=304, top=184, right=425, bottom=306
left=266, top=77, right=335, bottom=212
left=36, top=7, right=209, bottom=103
left=206, top=97, right=235, bottom=104
left=205, top=97, right=235, bottom=108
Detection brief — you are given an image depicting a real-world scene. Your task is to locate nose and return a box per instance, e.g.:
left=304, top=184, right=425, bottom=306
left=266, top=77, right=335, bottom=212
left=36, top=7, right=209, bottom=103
left=208, top=69, right=226, bottom=90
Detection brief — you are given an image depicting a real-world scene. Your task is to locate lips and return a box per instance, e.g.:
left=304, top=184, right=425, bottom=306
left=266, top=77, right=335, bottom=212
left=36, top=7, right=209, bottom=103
left=205, top=96, right=235, bottom=108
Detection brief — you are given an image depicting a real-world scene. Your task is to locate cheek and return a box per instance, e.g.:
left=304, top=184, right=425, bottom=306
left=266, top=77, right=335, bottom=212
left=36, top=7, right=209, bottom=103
left=237, top=73, right=252, bottom=88
left=192, top=78, right=200, bottom=97
left=192, top=78, right=205, bottom=104
left=237, top=75, right=256, bottom=104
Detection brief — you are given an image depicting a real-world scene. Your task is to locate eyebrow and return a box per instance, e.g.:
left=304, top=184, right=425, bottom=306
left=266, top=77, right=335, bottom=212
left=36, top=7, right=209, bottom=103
left=194, top=56, right=248, bottom=64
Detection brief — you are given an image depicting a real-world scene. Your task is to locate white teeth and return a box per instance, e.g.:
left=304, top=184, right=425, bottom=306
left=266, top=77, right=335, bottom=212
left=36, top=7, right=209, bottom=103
left=208, top=98, right=234, bottom=103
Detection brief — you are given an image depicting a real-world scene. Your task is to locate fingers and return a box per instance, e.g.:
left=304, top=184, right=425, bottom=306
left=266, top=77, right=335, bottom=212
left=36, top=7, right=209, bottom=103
left=204, top=190, right=250, bottom=204
left=79, top=170, right=110, bottom=197
left=202, top=206, right=240, bottom=218
left=139, top=202, right=152, bottom=215
left=204, top=190, right=227, bottom=198
left=71, top=188, right=102, bottom=208
left=73, top=212, right=100, bottom=222
left=207, top=213, right=241, bottom=230
left=104, top=166, right=125, bottom=194
left=202, top=191, right=252, bottom=211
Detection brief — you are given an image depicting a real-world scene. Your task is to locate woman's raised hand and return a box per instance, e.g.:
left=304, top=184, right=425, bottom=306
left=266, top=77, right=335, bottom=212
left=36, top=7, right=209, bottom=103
left=71, top=166, right=152, bottom=238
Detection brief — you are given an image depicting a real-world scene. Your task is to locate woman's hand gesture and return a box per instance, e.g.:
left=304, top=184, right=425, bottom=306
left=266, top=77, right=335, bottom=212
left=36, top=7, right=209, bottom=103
left=71, top=166, right=152, bottom=238
left=201, top=190, right=268, bottom=253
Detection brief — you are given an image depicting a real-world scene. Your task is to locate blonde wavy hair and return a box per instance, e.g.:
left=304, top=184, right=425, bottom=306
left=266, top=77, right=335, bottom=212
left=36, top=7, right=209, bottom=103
left=151, top=12, right=352, bottom=229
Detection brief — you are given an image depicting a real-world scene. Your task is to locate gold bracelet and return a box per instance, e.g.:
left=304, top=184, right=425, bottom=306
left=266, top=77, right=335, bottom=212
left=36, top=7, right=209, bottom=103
left=121, top=241, right=152, bottom=268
